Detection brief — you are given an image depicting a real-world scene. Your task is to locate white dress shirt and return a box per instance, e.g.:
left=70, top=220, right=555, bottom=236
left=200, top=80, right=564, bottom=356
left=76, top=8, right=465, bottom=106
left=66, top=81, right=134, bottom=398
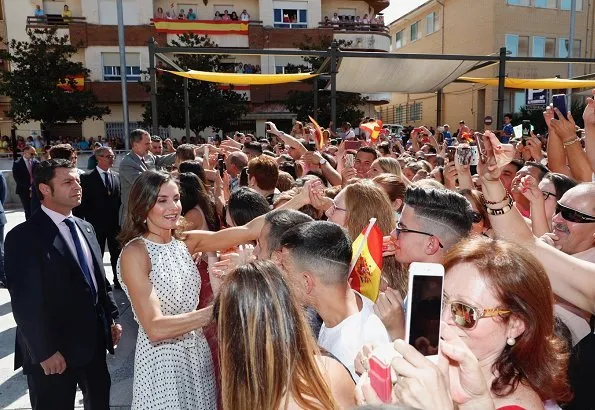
left=41, top=205, right=98, bottom=293
left=96, top=166, right=112, bottom=187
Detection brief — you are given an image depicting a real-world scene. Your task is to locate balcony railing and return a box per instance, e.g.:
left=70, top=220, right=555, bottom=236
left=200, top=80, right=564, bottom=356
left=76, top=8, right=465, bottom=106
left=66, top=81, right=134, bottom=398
left=318, top=21, right=388, bottom=33
left=26, top=15, right=86, bottom=28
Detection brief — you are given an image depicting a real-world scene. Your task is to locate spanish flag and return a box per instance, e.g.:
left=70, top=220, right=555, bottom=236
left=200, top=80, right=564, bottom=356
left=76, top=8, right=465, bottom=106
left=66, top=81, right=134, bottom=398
left=349, top=218, right=383, bottom=302
left=360, top=120, right=384, bottom=143
left=308, top=115, right=325, bottom=150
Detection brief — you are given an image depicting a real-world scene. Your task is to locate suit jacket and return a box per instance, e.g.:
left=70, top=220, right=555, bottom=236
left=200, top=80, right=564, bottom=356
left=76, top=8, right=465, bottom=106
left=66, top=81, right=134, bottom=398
left=4, top=211, right=119, bottom=372
left=12, top=157, right=39, bottom=196
left=0, top=172, right=7, bottom=225
left=76, top=168, right=121, bottom=234
left=118, top=151, right=176, bottom=224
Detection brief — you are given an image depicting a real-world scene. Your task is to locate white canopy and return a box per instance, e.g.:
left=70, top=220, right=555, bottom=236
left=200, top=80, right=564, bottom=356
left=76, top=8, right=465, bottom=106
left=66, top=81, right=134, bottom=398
left=335, top=57, right=481, bottom=93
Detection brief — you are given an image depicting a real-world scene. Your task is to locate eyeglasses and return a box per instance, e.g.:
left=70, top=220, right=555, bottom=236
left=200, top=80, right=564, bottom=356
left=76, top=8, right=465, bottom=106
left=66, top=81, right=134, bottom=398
left=556, top=202, right=595, bottom=224
left=391, top=222, right=444, bottom=248
left=99, top=155, right=115, bottom=159
left=471, top=211, right=483, bottom=224
left=328, top=201, right=348, bottom=215
left=542, top=191, right=557, bottom=200
left=444, top=298, right=511, bottom=330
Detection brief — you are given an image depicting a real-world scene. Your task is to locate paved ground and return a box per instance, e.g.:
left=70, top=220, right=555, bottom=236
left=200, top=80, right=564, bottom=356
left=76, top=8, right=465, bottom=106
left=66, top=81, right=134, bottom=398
left=0, top=207, right=136, bottom=409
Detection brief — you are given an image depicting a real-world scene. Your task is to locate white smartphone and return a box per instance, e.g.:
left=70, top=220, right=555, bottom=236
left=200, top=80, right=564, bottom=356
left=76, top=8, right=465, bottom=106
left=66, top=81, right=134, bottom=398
left=345, top=153, right=355, bottom=168
left=404, top=262, right=445, bottom=363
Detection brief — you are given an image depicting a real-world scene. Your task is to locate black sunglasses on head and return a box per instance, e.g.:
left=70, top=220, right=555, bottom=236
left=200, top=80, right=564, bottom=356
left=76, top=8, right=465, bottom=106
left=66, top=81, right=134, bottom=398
left=556, top=202, right=595, bottom=224
left=471, top=211, right=483, bottom=224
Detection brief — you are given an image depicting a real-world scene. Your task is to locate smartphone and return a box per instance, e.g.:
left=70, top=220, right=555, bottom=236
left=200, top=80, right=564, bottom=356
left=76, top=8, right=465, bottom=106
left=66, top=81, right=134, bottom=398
left=217, top=154, right=226, bottom=177
left=345, top=140, right=362, bottom=151
left=405, top=262, right=444, bottom=362
left=474, top=133, right=486, bottom=162
left=345, top=153, right=355, bottom=168
left=552, top=94, right=568, bottom=120
left=470, top=146, right=480, bottom=166
left=369, top=356, right=392, bottom=403
left=457, top=144, right=472, bottom=166
left=446, top=146, right=456, bottom=163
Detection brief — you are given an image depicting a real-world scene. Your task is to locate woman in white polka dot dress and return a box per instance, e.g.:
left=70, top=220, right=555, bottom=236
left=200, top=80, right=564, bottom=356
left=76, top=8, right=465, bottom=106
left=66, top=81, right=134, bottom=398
left=117, top=171, right=218, bottom=409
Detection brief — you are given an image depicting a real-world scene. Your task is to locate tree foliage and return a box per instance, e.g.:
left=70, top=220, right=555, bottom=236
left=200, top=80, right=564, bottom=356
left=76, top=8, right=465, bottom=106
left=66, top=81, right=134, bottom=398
left=283, top=35, right=366, bottom=126
left=0, top=28, right=110, bottom=129
left=141, top=33, right=248, bottom=135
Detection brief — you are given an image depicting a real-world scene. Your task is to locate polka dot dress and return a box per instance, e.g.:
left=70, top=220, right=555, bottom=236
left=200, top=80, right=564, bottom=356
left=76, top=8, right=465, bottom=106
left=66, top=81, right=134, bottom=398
left=117, top=238, right=217, bottom=409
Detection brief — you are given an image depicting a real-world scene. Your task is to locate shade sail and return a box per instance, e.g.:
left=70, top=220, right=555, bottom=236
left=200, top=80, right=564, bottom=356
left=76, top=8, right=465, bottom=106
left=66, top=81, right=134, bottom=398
left=459, top=77, right=595, bottom=89
left=335, top=57, right=480, bottom=93
left=161, top=69, right=318, bottom=85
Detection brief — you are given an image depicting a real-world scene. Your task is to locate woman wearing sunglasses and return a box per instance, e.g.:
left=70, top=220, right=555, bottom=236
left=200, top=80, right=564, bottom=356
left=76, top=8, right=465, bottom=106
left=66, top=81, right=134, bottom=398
left=518, top=172, right=577, bottom=237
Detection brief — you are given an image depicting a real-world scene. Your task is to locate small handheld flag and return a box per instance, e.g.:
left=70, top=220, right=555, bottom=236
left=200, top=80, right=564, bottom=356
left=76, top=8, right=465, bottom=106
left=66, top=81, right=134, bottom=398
left=349, top=218, right=384, bottom=302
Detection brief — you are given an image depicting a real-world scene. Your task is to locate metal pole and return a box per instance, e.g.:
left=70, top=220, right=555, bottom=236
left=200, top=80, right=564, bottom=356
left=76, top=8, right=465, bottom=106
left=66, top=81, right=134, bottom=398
left=116, top=0, right=130, bottom=150
left=184, top=77, right=190, bottom=139
left=567, top=0, right=576, bottom=101
left=313, top=77, right=318, bottom=121
left=148, top=38, right=159, bottom=136
left=330, top=41, right=338, bottom=131
left=496, top=47, right=507, bottom=131
left=436, top=89, right=443, bottom=127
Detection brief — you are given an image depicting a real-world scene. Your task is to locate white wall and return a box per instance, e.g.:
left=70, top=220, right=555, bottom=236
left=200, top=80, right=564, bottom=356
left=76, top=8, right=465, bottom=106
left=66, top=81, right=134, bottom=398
left=84, top=46, right=149, bottom=81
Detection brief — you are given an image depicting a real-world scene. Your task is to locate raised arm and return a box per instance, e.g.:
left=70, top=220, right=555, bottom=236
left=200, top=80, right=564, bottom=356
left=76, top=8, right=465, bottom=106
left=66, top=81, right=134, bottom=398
left=549, top=108, right=593, bottom=182
left=266, top=121, right=308, bottom=158
left=479, top=132, right=595, bottom=314
left=544, top=106, right=573, bottom=178
left=584, top=89, right=595, bottom=175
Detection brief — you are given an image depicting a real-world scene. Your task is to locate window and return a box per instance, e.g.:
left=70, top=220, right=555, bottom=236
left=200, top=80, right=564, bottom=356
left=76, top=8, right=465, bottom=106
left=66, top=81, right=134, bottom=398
left=535, top=0, right=556, bottom=8
left=410, top=21, right=420, bottom=42
left=102, top=53, right=141, bottom=81
left=532, top=36, right=555, bottom=57
left=395, top=30, right=403, bottom=49
left=506, top=0, right=530, bottom=5
left=407, top=102, right=422, bottom=122
left=505, top=34, right=529, bottom=57
left=273, top=1, right=307, bottom=28
left=560, top=0, right=583, bottom=11
left=558, top=38, right=581, bottom=57
left=395, top=105, right=405, bottom=123
left=426, top=12, right=438, bottom=34
left=514, top=91, right=525, bottom=112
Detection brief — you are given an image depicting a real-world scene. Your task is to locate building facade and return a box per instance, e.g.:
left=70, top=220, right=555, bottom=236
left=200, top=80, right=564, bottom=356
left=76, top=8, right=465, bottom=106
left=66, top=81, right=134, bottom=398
left=2, top=0, right=390, bottom=140
left=382, top=0, right=595, bottom=130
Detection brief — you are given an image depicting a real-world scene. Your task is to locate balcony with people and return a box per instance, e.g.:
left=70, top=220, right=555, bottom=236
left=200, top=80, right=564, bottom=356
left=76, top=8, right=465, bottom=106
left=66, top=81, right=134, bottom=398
left=26, top=2, right=86, bottom=29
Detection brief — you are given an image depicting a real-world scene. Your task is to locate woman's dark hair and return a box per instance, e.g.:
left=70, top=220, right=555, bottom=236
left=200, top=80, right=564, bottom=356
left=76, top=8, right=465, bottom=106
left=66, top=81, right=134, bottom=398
left=279, top=162, right=297, bottom=179
left=118, top=171, right=184, bottom=245
left=543, top=172, right=577, bottom=199
left=178, top=172, right=219, bottom=231
left=228, top=187, right=269, bottom=226
left=178, top=160, right=207, bottom=186
left=239, top=166, right=249, bottom=187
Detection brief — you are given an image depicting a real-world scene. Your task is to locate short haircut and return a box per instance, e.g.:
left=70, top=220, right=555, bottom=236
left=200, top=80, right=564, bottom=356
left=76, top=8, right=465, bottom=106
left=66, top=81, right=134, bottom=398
left=228, top=187, right=270, bottom=226
left=48, top=144, right=75, bottom=160
left=243, top=141, right=263, bottom=155
left=264, top=209, right=313, bottom=254
left=227, top=151, right=248, bottom=169
left=357, top=146, right=379, bottom=160
left=405, top=186, right=473, bottom=249
left=130, top=129, right=148, bottom=146
left=504, top=113, right=513, bottom=120
left=525, top=161, right=549, bottom=181
left=247, top=155, right=279, bottom=191
left=509, top=159, right=524, bottom=172
left=280, top=221, right=352, bottom=285
left=34, top=159, right=74, bottom=200
left=176, top=144, right=195, bottom=162
left=150, top=135, right=162, bottom=143
left=178, top=160, right=206, bottom=186
left=94, top=146, right=112, bottom=157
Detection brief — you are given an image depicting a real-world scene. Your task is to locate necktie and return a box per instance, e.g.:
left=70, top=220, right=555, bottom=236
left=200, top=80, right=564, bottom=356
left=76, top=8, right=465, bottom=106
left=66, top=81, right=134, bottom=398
left=103, top=171, right=112, bottom=194
left=26, top=159, right=33, bottom=183
left=63, top=218, right=97, bottom=301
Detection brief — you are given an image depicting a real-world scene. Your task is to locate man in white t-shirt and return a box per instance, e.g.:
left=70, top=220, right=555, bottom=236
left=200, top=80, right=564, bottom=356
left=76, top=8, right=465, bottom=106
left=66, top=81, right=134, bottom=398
left=276, top=221, right=390, bottom=380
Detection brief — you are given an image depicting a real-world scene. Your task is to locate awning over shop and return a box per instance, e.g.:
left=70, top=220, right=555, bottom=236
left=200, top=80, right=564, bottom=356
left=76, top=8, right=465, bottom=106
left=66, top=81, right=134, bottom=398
left=335, top=57, right=480, bottom=93
left=161, top=69, right=318, bottom=85
left=459, top=77, right=595, bottom=89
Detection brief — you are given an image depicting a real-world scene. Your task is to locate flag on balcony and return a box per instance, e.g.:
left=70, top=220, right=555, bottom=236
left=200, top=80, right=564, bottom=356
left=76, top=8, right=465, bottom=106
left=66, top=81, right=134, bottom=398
left=360, top=119, right=383, bottom=142
left=349, top=218, right=383, bottom=302
left=57, top=75, right=85, bottom=92
left=153, top=19, right=249, bottom=35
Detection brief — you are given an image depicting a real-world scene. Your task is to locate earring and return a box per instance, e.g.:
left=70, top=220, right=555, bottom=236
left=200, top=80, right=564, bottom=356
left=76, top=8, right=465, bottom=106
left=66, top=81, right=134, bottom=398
left=506, top=337, right=516, bottom=346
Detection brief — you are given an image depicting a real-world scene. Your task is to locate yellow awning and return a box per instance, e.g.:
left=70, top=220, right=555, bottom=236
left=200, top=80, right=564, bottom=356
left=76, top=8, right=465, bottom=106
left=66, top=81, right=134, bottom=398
left=459, top=77, right=595, bottom=89
left=161, top=69, right=318, bottom=85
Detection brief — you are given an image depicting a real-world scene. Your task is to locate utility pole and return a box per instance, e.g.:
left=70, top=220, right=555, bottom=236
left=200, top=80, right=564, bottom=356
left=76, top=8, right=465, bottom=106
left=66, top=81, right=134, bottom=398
left=567, top=0, right=576, bottom=102
left=117, top=0, right=130, bottom=149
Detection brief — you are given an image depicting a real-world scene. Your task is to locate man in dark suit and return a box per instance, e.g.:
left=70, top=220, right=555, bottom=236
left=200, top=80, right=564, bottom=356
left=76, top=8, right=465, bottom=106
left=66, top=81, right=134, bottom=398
left=77, top=146, right=122, bottom=289
left=5, top=159, right=122, bottom=410
left=119, top=129, right=176, bottom=224
left=12, top=145, right=39, bottom=219
left=0, top=172, right=7, bottom=288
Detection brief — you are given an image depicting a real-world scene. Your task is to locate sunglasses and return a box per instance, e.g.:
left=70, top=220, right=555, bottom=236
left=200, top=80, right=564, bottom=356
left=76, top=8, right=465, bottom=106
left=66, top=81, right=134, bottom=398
left=471, top=211, right=483, bottom=224
left=444, top=298, right=511, bottom=330
left=555, top=202, right=595, bottom=224
left=392, top=222, right=444, bottom=248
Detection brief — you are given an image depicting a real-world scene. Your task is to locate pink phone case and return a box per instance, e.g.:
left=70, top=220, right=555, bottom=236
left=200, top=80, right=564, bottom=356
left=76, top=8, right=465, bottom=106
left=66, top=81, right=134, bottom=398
left=369, top=356, right=392, bottom=403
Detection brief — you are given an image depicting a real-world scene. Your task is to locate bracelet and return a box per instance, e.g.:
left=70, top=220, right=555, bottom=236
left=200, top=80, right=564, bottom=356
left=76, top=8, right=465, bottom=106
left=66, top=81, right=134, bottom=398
left=484, top=192, right=509, bottom=205
left=563, top=137, right=580, bottom=148
left=485, top=198, right=514, bottom=216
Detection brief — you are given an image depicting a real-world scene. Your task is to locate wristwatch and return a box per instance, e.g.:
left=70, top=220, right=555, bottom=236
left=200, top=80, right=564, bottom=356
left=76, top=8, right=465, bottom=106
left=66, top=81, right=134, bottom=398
left=319, top=158, right=327, bottom=166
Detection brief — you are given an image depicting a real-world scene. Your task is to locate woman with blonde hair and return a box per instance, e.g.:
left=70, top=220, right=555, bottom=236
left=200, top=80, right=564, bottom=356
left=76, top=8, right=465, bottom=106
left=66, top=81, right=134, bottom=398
left=373, top=173, right=408, bottom=217
left=215, top=261, right=355, bottom=409
left=367, top=157, right=402, bottom=178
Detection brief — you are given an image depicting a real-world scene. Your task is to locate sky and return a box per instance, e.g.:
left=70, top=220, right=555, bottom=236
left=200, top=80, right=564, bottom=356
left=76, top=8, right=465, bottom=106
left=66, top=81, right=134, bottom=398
left=382, top=0, right=428, bottom=25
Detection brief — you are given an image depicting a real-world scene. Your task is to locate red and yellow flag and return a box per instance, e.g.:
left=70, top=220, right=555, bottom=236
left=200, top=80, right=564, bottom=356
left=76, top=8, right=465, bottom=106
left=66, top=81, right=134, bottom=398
left=360, top=120, right=384, bottom=143
left=349, top=219, right=383, bottom=302
left=308, top=115, right=325, bottom=150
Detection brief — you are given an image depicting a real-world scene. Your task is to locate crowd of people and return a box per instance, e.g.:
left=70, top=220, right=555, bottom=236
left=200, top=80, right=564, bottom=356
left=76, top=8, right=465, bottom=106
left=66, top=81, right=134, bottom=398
left=322, top=13, right=386, bottom=29
left=1, top=88, right=595, bottom=410
left=154, top=7, right=251, bottom=22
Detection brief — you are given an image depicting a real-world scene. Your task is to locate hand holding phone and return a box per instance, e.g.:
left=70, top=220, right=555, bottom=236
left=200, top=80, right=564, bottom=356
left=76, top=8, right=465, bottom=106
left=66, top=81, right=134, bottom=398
left=369, top=356, right=392, bottom=403
left=345, top=153, right=355, bottom=168
left=446, top=146, right=456, bottom=163
left=552, top=94, right=568, bottom=120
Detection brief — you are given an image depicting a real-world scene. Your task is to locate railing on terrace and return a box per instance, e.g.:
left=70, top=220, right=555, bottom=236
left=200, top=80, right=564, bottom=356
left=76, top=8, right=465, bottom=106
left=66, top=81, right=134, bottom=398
left=318, top=21, right=388, bottom=33
left=26, top=15, right=86, bottom=28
